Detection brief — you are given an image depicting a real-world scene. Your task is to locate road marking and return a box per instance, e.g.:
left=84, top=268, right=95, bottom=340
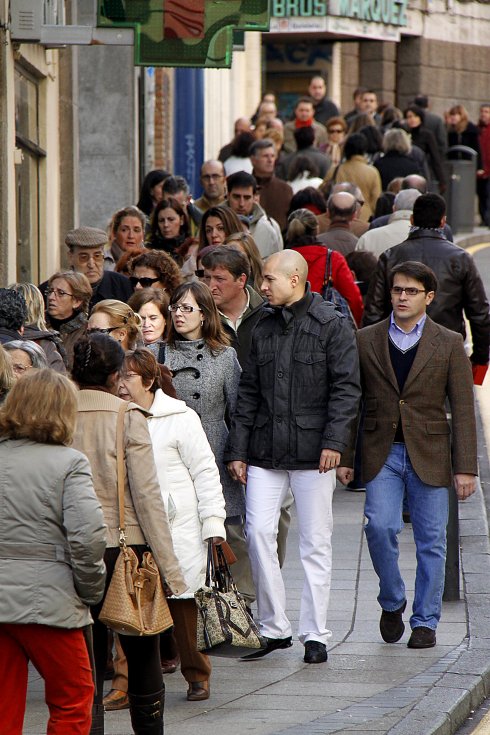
left=466, top=242, right=490, bottom=255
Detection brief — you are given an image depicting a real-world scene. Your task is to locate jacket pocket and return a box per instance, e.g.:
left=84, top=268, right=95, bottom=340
left=293, top=352, right=326, bottom=386
left=426, top=421, right=450, bottom=435
left=249, top=413, right=271, bottom=461
left=295, top=414, right=325, bottom=462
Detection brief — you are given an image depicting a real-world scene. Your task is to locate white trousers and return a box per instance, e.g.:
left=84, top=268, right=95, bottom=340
left=245, top=466, right=335, bottom=644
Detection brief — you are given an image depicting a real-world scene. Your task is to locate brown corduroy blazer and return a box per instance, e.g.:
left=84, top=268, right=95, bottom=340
left=343, top=316, right=478, bottom=487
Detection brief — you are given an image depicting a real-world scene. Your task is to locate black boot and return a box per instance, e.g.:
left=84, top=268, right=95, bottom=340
left=89, top=703, right=104, bottom=735
left=128, top=688, right=165, bottom=735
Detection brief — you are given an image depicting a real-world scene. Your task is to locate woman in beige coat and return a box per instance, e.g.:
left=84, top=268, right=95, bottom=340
left=71, top=332, right=186, bottom=735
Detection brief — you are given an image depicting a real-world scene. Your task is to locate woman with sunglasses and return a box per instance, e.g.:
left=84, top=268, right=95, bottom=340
left=165, top=282, right=244, bottom=530
left=87, top=300, right=142, bottom=351
left=323, top=117, right=347, bottom=167
left=129, top=249, right=182, bottom=295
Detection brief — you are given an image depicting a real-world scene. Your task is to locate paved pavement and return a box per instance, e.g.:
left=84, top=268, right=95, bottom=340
left=23, top=229, right=490, bottom=735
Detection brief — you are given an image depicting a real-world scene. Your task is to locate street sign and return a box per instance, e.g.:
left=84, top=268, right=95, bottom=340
left=97, top=0, right=270, bottom=68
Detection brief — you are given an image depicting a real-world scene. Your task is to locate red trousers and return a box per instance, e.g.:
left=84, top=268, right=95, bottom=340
left=0, top=623, right=94, bottom=735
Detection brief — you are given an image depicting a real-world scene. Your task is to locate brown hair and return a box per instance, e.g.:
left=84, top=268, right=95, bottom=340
left=110, top=205, right=146, bottom=237
left=448, top=104, right=469, bottom=134
left=115, top=247, right=146, bottom=276
left=48, top=271, right=92, bottom=314
left=0, top=369, right=78, bottom=445
left=326, top=116, right=347, bottom=134
left=223, top=233, right=263, bottom=289
left=199, top=207, right=244, bottom=251
left=128, top=288, right=170, bottom=340
left=124, top=349, right=161, bottom=394
left=130, top=249, right=183, bottom=294
left=167, top=281, right=230, bottom=353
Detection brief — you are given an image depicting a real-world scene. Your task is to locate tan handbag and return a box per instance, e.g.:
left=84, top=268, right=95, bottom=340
left=99, top=403, right=173, bottom=636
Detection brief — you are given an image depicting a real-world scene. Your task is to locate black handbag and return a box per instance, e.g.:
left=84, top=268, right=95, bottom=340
left=195, top=541, right=266, bottom=657
left=321, top=249, right=356, bottom=329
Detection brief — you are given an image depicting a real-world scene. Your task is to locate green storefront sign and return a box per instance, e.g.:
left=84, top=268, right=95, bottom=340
left=272, top=0, right=408, bottom=26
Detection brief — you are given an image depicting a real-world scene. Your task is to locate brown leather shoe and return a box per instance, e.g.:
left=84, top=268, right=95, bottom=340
left=186, top=681, right=210, bottom=701
left=103, top=688, right=129, bottom=711
left=161, top=655, right=179, bottom=674
left=379, top=600, right=407, bottom=643
left=407, top=626, right=436, bottom=648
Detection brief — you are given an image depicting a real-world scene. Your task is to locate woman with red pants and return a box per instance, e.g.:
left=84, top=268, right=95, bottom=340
left=0, top=369, right=107, bottom=734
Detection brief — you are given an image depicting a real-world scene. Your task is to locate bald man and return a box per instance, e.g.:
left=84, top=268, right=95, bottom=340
left=225, top=250, right=361, bottom=664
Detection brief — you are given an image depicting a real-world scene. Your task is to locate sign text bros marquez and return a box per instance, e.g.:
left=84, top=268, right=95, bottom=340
left=272, top=0, right=408, bottom=26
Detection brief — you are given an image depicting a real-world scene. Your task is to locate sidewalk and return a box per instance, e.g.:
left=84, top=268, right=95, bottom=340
left=24, top=391, right=490, bottom=735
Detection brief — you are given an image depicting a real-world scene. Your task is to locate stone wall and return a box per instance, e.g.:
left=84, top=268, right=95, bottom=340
left=397, top=37, right=490, bottom=119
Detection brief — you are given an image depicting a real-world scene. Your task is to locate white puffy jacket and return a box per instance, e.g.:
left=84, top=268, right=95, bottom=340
left=147, top=390, right=226, bottom=597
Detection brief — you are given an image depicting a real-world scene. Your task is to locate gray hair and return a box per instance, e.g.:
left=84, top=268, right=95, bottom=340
left=383, top=128, right=412, bottom=155
left=249, top=138, right=275, bottom=157
left=3, top=340, right=49, bottom=369
left=394, top=188, right=421, bottom=212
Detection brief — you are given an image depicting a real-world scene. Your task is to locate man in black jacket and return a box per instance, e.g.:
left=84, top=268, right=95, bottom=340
left=362, top=194, right=490, bottom=375
left=225, top=250, right=360, bottom=664
left=39, top=227, right=133, bottom=311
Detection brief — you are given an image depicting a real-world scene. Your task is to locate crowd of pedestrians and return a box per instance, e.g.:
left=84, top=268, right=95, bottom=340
left=0, top=77, right=489, bottom=735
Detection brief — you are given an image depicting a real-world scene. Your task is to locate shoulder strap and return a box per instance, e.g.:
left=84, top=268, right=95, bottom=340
left=322, top=249, right=333, bottom=288
left=116, top=403, right=129, bottom=541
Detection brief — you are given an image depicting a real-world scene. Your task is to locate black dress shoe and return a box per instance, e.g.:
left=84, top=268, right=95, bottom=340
left=241, top=636, right=292, bottom=660
left=407, top=626, right=436, bottom=648
left=304, top=641, right=327, bottom=664
left=379, top=600, right=407, bottom=643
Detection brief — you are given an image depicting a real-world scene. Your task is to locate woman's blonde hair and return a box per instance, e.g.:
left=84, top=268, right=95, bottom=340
left=90, top=299, right=142, bottom=349
left=0, top=369, right=78, bottom=445
left=8, top=283, right=48, bottom=330
left=0, top=345, right=15, bottom=399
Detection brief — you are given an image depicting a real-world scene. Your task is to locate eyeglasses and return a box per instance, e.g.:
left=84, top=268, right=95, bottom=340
left=168, top=304, right=202, bottom=314
left=328, top=128, right=344, bottom=134
left=391, top=286, right=427, bottom=296
left=12, top=363, right=32, bottom=375
left=46, top=287, right=74, bottom=298
left=129, top=276, right=162, bottom=288
left=201, top=174, right=224, bottom=182
left=120, top=372, right=140, bottom=380
left=76, top=251, right=105, bottom=264
left=86, top=326, right=121, bottom=335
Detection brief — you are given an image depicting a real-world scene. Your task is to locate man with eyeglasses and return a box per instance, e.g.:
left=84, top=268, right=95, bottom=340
left=40, top=227, right=133, bottom=311
left=337, top=260, right=478, bottom=649
left=363, top=193, right=490, bottom=382
left=194, top=161, right=227, bottom=216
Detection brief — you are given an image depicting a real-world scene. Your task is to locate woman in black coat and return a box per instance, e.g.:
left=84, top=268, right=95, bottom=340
left=374, top=128, right=424, bottom=190
left=447, top=104, right=482, bottom=168
left=404, top=105, right=446, bottom=192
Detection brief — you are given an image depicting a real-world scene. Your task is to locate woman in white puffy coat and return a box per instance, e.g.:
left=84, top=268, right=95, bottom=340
left=118, top=348, right=226, bottom=702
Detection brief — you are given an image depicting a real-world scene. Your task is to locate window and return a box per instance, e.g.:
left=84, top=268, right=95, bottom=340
left=15, top=67, right=46, bottom=282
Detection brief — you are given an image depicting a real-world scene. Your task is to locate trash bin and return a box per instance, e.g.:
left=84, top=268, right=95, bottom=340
left=443, top=145, right=477, bottom=235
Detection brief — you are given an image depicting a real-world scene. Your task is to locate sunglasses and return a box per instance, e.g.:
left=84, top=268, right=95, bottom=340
left=328, top=128, right=344, bottom=134
left=129, top=276, right=161, bottom=288
left=86, top=326, right=121, bottom=335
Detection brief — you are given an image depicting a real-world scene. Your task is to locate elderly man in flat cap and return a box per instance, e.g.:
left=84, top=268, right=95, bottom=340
left=40, top=227, right=133, bottom=311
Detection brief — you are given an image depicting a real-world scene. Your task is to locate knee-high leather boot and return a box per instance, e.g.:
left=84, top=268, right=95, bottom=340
left=128, top=688, right=164, bottom=734
left=89, top=703, right=104, bottom=735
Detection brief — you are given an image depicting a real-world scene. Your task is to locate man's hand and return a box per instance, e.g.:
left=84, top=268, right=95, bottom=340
left=336, top=466, right=354, bottom=485
left=228, top=461, right=248, bottom=484
left=319, top=449, right=341, bottom=473
left=454, top=473, right=477, bottom=501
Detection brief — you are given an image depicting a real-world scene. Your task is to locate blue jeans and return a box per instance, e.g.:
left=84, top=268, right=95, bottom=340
left=364, top=443, right=449, bottom=630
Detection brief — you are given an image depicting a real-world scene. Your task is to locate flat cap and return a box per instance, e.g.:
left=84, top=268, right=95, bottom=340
left=65, top=226, right=108, bottom=248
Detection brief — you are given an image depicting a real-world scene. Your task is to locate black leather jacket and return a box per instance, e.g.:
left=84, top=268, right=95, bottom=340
left=224, top=287, right=361, bottom=470
left=362, top=229, right=490, bottom=365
